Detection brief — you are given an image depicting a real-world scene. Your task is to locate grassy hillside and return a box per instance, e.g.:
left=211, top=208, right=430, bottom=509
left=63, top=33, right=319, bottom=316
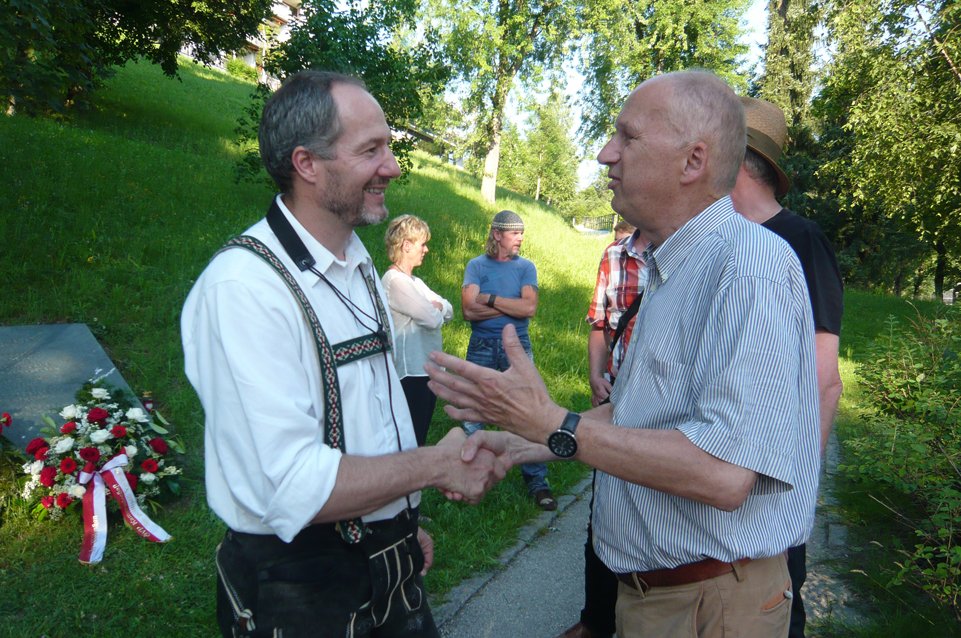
left=0, top=59, right=610, bottom=636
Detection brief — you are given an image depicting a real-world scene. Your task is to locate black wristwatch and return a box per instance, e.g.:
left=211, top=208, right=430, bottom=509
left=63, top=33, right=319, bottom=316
left=547, top=411, right=581, bottom=458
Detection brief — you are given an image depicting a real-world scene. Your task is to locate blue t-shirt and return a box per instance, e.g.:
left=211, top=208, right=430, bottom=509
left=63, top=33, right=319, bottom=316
left=463, top=255, right=538, bottom=338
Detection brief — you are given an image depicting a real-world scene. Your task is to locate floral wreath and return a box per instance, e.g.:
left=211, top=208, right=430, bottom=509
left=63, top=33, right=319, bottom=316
left=17, top=381, right=184, bottom=564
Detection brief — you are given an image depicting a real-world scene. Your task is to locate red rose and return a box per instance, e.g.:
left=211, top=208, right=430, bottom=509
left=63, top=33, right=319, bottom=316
left=60, top=421, right=77, bottom=434
left=26, top=437, right=47, bottom=455
left=125, top=472, right=138, bottom=492
left=60, top=457, right=78, bottom=474
left=33, top=446, right=49, bottom=461
left=110, top=425, right=127, bottom=438
left=41, top=496, right=54, bottom=509
left=148, top=438, right=169, bottom=455
left=141, top=458, right=159, bottom=473
left=56, top=493, right=73, bottom=508
left=87, top=407, right=110, bottom=423
left=78, top=447, right=101, bottom=464
left=0, top=412, right=10, bottom=428
left=39, top=465, right=57, bottom=487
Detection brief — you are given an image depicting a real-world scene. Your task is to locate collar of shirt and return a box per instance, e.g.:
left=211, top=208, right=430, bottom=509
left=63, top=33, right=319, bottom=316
left=624, top=229, right=649, bottom=263
left=646, top=196, right=736, bottom=286
left=273, top=195, right=373, bottom=285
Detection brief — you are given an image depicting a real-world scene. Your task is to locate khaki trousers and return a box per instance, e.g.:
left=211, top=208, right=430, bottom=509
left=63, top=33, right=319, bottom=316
left=615, top=554, right=792, bottom=638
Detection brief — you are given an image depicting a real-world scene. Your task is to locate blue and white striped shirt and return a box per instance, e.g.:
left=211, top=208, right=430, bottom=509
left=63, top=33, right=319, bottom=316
left=593, top=196, right=821, bottom=573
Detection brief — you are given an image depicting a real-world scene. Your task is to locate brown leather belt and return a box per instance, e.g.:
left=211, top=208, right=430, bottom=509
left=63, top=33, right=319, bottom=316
left=617, top=557, right=751, bottom=592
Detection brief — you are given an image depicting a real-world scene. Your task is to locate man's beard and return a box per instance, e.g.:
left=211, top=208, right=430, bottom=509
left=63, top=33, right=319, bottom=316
left=324, top=180, right=389, bottom=227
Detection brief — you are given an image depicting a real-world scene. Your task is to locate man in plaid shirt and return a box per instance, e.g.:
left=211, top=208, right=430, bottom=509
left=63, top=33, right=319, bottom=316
left=585, top=220, right=649, bottom=407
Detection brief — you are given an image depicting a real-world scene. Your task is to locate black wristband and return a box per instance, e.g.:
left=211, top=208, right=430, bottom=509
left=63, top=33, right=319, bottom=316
left=487, top=294, right=497, bottom=308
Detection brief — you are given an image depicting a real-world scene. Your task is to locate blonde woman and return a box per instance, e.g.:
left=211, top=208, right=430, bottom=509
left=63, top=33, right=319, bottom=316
left=383, top=215, right=453, bottom=446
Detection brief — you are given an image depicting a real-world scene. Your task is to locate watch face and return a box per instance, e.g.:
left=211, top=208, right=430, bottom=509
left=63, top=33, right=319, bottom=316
left=548, top=430, right=577, bottom=458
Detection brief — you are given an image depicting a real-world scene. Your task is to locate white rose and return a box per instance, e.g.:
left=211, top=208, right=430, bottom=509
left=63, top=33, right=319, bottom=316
left=125, top=445, right=138, bottom=459
left=53, top=437, right=75, bottom=454
left=25, top=460, right=44, bottom=475
left=68, top=484, right=87, bottom=498
left=91, top=388, right=110, bottom=400
left=125, top=407, right=149, bottom=423
left=89, top=429, right=112, bottom=444
left=140, top=472, right=157, bottom=484
left=60, top=405, right=79, bottom=419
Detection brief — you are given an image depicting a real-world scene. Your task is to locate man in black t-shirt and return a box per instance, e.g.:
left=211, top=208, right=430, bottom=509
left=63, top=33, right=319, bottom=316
left=731, top=96, right=844, bottom=638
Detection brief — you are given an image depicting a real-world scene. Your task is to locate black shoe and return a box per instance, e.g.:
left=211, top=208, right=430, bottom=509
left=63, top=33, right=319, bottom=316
left=533, top=488, right=557, bottom=511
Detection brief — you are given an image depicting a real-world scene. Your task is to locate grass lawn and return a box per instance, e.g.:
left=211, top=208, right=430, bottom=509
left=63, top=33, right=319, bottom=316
left=0, top=59, right=608, bottom=636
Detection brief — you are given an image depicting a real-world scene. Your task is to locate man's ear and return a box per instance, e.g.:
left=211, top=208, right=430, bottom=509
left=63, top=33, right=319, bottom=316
left=291, top=146, right=321, bottom=185
left=679, top=141, right=708, bottom=185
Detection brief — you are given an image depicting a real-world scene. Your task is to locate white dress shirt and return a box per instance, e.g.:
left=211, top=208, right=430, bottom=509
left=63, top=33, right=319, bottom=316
left=381, top=268, right=453, bottom=379
left=182, top=196, right=419, bottom=543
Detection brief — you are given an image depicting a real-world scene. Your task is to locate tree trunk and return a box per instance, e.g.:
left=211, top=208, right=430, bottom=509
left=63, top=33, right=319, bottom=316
left=535, top=175, right=541, bottom=201
left=481, top=134, right=501, bottom=203
left=934, top=238, right=946, bottom=299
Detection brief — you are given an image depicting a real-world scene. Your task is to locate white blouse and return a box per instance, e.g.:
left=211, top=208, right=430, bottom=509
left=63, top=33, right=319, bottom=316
left=382, top=268, right=453, bottom=378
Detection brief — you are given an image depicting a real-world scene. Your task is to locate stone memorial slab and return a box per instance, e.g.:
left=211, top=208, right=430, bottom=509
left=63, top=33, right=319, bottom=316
left=0, top=324, right=142, bottom=454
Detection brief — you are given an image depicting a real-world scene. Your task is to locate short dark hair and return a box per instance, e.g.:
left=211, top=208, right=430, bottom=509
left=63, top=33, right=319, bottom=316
left=743, top=148, right=779, bottom=194
left=258, top=71, right=367, bottom=193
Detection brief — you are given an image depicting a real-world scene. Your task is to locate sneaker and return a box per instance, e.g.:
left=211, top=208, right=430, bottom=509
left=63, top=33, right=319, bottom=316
left=533, top=488, right=557, bottom=511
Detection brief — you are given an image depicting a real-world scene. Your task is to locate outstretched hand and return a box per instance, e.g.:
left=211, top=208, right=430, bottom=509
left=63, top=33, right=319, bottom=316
left=426, top=324, right=565, bottom=444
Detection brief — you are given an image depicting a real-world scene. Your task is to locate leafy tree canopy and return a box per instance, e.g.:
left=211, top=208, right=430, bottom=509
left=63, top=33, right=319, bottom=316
left=499, top=91, right=580, bottom=205
left=578, top=0, right=751, bottom=142
left=818, top=0, right=961, bottom=295
left=236, top=0, right=450, bottom=182
left=0, top=0, right=274, bottom=114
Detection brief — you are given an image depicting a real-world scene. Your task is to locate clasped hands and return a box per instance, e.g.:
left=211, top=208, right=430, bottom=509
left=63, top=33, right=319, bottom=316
left=428, top=324, right=566, bottom=503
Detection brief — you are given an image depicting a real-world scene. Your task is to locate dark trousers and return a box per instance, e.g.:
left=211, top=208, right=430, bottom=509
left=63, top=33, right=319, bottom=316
left=788, top=543, right=807, bottom=638
left=579, top=471, right=617, bottom=637
left=215, top=510, right=439, bottom=638
left=401, top=376, right=436, bottom=447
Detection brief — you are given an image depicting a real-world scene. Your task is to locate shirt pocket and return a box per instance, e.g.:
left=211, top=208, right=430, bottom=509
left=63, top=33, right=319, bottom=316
left=616, top=341, right=694, bottom=427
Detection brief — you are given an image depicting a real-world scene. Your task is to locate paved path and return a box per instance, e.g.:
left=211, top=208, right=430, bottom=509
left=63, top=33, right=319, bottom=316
left=430, top=431, right=863, bottom=637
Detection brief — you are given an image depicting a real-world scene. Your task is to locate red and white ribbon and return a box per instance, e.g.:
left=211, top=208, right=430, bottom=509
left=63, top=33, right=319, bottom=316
left=78, top=454, right=171, bottom=564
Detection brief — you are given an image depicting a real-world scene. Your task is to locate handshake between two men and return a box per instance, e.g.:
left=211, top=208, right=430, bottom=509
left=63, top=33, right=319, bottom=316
left=429, top=323, right=572, bottom=505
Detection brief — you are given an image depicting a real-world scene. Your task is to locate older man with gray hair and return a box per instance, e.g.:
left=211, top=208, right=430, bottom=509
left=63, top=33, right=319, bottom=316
left=428, top=70, right=821, bottom=637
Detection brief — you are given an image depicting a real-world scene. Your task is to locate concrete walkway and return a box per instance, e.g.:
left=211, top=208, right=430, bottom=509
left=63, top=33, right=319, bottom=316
left=430, top=431, right=863, bottom=637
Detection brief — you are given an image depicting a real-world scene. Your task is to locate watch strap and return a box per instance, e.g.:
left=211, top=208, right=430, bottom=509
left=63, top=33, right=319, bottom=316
left=560, top=411, right=581, bottom=434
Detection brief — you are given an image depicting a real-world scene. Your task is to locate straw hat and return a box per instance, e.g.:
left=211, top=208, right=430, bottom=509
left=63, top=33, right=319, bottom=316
left=741, top=96, right=790, bottom=199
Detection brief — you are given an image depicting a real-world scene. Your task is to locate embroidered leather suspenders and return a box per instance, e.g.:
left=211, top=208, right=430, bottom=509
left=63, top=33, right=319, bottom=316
left=216, top=204, right=393, bottom=544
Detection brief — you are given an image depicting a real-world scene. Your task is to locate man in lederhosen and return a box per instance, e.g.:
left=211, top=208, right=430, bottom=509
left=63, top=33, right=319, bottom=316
left=182, top=71, right=506, bottom=638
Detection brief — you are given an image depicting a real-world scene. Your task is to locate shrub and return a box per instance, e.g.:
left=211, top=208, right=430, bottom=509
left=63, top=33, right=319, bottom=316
left=842, top=307, right=961, bottom=617
left=225, top=57, right=258, bottom=83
